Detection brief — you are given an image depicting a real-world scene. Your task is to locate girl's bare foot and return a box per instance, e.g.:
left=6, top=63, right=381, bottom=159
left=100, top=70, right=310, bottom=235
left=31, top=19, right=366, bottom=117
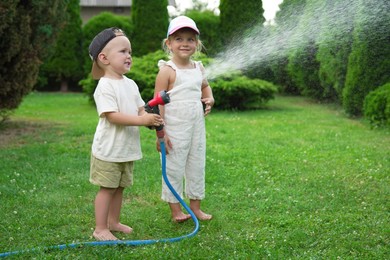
left=109, top=223, right=133, bottom=234
left=169, top=202, right=191, bottom=222
left=93, top=229, right=118, bottom=241
left=193, top=209, right=212, bottom=221
left=189, top=200, right=212, bottom=221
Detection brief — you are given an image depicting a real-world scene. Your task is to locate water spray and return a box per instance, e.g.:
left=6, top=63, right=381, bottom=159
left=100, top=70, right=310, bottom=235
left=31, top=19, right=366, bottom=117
left=0, top=91, right=199, bottom=258
left=205, top=0, right=381, bottom=80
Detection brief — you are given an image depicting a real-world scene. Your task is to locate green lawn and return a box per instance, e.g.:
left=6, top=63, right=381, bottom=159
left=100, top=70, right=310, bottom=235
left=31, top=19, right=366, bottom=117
left=0, top=92, right=389, bottom=259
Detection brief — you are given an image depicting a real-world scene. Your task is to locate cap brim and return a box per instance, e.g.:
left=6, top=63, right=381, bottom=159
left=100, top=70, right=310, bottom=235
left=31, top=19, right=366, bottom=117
left=168, top=26, right=199, bottom=36
left=91, top=61, right=104, bottom=80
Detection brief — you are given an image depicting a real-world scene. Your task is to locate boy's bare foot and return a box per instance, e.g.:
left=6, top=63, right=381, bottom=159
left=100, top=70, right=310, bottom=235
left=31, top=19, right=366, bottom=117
left=109, top=223, right=133, bottom=234
left=172, top=212, right=191, bottom=223
left=93, top=229, right=118, bottom=241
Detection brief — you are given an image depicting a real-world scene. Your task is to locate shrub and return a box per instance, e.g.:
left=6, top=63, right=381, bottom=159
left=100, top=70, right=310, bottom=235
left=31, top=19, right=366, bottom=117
left=211, top=73, right=277, bottom=110
left=185, top=10, right=221, bottom=56
left=79, top=76, right=97, bottom=103
left=0, top=0, right=68, bottom=122
left=128, top=51, right=168, bottom=100
left=343, top=0, right=390, bottom=116
left=81, top=50, right=277, bottom=110
left=36, top=0, right=84, bottom=92
left=363, top=83, right=390, bottom=127
left=131, top=0, right=168, bottom=56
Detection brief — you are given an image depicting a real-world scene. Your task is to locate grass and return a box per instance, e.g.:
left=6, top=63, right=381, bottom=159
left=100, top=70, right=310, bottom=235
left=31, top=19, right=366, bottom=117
left=0, top=92, right=389, bottom=259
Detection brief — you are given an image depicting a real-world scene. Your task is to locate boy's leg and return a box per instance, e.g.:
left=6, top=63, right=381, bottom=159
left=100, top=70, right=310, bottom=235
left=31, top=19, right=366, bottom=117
left=108, top=187, right=133, bottom=233
left=190, top=199, right=212, bottom=221
left=169, top=202, right=191, bottom=222
left=93, top=187, right=118, bottom=240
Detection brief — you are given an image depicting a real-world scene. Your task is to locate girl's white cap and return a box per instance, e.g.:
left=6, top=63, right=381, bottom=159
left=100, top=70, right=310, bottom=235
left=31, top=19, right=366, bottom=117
left=167, top=16, right=199, bottom=37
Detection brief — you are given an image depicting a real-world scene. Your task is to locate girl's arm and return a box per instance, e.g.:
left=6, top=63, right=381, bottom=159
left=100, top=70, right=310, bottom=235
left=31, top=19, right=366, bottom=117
left=154, top=65, right=175, bottom=152
left=200, top=64, right=215, bottom=116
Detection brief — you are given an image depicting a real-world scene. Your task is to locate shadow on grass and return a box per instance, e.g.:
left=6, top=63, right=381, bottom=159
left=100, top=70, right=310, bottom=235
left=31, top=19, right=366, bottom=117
left=0, top=120, right=54, bottom=148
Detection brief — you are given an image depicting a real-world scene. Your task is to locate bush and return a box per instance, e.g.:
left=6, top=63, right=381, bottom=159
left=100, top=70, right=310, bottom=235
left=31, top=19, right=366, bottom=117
left=81, top=50, right=277, bottom=110
left=128, top=51, right=168, bottom=100
left=0, top=0, right=68, bottom=122
left=211, top=73, right=277, bottom=110
left=186, top=10, right=221, bottom=56
left=343, top=0, right=390, bottom=116
left=79, top=76, right=97, bottom=103
left=363, top=83, right=390, bottom=127
left=131, top=0, right=168, bottom=56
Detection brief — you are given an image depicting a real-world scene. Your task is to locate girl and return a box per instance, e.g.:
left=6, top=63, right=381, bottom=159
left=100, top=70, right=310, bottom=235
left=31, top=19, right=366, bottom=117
left=154, top=16, right=215, bottom=222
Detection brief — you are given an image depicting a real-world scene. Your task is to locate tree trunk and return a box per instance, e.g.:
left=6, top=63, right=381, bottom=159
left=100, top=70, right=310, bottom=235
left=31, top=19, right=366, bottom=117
left=60, top=79, right=68, bottom=92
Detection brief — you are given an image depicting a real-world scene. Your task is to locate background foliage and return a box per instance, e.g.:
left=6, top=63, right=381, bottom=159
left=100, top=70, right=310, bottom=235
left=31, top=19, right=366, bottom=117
left=131, top=0, right=169, bottom=56
left=185, top=10, right=222, bottom=56
left=343, top=0, right=390, bottom=116
left=219, top=0, right=264, bottom=45
left=363, top=83, right=390, bottom=127
left=0, top=0, right=68, bottom=121
left=0, top=0, right=389, bottom=127
left=81, top=50, right=278, bottom=110
left=36, top=0, right=84, bottom=92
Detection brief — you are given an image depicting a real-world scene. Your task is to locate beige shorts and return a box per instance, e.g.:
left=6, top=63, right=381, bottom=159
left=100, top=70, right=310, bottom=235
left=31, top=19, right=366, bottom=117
left=90, top=156, right=133, bottom=188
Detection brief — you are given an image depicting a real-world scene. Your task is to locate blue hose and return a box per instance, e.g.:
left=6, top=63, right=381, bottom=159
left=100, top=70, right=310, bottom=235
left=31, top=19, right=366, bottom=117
left=0, top=141, right=199, bottom=258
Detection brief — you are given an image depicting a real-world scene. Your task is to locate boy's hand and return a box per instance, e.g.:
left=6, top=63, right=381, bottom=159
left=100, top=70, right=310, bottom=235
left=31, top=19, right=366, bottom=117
left=142, top=113, right=164, bottom=127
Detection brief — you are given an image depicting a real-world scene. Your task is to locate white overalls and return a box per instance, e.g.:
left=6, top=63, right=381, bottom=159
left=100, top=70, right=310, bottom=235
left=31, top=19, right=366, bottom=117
left=158, top=60, right=206, bottom=203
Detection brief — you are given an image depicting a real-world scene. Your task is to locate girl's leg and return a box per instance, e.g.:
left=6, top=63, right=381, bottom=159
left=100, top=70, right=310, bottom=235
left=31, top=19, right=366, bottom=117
left=169, top=202, right=191, bottom=222
left=93, top=187, right=118, bottom=240
left=190, top=199, right=212, bottom=221
left=108, top=187, right=132, bottom=233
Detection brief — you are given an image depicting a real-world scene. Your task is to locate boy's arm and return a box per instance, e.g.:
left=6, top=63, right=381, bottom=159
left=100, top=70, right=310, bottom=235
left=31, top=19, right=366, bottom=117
left=104, top=111, right=162, bottom=127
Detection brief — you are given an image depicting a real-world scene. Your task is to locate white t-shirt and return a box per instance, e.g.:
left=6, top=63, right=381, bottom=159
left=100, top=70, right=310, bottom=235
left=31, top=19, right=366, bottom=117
left=92, top=76, right=145, bottom=162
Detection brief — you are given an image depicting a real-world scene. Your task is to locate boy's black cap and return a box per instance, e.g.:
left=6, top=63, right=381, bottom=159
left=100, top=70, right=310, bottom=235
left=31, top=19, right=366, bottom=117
left=88, top=27, right=125, bottom=79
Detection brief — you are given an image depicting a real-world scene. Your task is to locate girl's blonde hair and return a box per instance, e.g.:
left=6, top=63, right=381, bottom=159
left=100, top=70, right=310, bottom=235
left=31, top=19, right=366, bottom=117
left=162, top=33, right=204, bottom=59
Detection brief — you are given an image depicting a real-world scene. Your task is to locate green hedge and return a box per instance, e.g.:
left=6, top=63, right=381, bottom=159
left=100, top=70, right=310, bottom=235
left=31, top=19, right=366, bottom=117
left=128, top=51, right=168, bottom=100
left=211, top=73, right=277, bottom=110
left=81, top=50, right=277, bottom=109
left=363, top=83, right=390, bottom=128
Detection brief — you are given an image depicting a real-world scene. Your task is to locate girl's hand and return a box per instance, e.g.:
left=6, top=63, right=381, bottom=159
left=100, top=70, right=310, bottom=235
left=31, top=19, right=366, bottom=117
left=156, top=135, right=172, bottom=154
left=201, top=97, right=215, bottom=116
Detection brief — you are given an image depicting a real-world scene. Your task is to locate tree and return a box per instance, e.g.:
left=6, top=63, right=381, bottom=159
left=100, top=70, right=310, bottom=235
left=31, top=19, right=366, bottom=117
left=271, top=0, right=306, bottom=94
left=0, top=0, right=68, bottom=122
left=316, top=0, right=356, bottom=103
left=287, top=0, right=326, bottom=100
left=131, top=0, right=169, bottom=56
left=185, top=10, right=221, bottom=56
left=37, top=0, right=83, bottom=92
left=343, top=0, right=390, bottom=116
left=219, top=0, right=265, bottom=46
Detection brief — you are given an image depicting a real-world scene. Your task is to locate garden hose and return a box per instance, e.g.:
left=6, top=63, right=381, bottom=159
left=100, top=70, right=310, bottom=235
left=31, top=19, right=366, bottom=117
left=0, top=141, right=199, bottom=258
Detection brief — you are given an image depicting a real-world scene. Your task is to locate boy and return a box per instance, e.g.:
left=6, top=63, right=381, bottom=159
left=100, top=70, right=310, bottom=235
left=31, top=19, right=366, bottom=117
left=88, top=28, right=163, bottom=241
